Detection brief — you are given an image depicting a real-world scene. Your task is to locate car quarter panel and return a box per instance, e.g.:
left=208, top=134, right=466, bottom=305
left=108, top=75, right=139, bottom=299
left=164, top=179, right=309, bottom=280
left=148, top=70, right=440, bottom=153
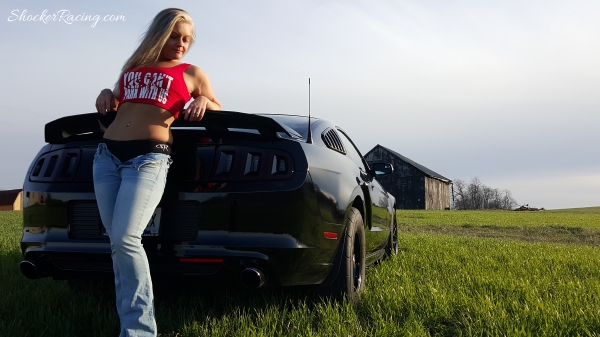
left=300, top=142, right=361, bottom=226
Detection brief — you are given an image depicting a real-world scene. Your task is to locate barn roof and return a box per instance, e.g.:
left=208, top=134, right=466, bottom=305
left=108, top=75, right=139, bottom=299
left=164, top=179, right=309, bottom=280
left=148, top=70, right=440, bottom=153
left=0, top=189, right=22, bottom=206
left=365, top=145, right=452, bottom=183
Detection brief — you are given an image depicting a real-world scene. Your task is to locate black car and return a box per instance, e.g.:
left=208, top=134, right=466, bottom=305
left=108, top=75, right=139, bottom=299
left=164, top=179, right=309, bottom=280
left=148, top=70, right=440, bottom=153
left=20, top=110, right=397, bottom=301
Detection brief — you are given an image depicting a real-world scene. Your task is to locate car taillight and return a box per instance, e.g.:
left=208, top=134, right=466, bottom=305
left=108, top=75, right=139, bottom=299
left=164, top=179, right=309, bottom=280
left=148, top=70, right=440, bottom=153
left=245, top=153, right=260, bottom=175
left=271, top=155, right=288, bottom=175
left=29, top=149, right=81, bottom=182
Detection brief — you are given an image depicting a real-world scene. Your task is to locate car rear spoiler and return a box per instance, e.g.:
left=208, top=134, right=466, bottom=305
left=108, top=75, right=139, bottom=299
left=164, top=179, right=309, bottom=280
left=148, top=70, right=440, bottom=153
left=44, top=110, right=294, bottom=143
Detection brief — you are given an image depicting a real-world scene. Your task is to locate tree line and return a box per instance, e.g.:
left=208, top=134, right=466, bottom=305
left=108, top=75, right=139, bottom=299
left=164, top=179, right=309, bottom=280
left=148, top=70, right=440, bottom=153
left=452, top=177, right=517, bottom=210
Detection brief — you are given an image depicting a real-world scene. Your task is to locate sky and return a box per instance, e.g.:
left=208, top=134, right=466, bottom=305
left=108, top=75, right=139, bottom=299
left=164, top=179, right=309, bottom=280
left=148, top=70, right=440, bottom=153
left=1, top=0, right=598, bottom=209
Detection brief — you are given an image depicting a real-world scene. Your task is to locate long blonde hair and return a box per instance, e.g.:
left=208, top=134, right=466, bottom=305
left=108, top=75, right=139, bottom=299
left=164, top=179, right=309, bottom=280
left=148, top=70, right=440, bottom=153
left=114, top=8, right=195, bottom=89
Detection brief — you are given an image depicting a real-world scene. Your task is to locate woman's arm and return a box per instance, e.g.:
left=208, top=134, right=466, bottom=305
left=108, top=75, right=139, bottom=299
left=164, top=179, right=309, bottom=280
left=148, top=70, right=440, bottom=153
left=95, top=86, right=120, bottom=115
left=182, top=65, right=221, bottom=122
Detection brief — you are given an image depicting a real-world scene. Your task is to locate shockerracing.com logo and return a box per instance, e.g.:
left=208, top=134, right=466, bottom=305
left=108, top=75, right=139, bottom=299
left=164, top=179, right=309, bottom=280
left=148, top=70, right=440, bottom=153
left=7, top=9, right=126, bottom=28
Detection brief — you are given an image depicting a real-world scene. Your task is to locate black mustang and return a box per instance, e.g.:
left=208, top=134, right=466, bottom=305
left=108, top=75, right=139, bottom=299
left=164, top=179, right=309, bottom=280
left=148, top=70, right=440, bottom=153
left=20, top=111, right=397, bottom=301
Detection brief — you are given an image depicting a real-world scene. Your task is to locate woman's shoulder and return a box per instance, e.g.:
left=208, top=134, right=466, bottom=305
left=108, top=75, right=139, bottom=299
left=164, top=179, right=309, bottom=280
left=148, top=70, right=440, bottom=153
left=183, top=64, right=208, bottom=81
left=183, top=64, right=205, bottom=75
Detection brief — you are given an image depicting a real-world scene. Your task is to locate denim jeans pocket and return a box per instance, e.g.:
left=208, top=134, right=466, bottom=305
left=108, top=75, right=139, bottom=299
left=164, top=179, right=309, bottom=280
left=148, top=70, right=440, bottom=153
left=93, top=143, right=114, bottom=165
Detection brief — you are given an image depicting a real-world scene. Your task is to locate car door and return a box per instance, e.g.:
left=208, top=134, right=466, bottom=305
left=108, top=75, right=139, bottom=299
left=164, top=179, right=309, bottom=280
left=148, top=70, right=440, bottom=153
left=336, top=129, right=390, bottom=253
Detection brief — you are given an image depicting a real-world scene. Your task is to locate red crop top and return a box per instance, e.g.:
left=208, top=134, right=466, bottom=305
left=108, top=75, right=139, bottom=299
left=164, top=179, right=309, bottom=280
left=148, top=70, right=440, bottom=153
left=119, top=63, right=192, bottom=118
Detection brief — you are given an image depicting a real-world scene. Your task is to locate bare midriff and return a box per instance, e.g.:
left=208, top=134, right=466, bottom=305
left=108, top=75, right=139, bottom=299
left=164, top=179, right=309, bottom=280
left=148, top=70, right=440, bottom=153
left=103, top=102, right=176, bottom=144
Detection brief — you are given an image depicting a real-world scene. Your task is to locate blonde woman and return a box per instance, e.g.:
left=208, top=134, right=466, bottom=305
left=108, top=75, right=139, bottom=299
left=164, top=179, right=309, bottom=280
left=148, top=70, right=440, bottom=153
left=93, top=8, right=220, bottom=336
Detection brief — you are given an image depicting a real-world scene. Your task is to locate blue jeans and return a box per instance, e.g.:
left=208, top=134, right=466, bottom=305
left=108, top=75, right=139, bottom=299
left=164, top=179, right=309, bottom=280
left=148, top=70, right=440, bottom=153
left=93, top=143, right=172, bottom=337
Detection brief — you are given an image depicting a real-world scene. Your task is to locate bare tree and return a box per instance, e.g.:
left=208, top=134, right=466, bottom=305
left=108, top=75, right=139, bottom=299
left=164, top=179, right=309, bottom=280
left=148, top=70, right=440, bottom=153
left=452, top=177, right=517, bottom=210
left=452, top=179, right=468, bottom=210
left=501, top=189, right=516, bottom=210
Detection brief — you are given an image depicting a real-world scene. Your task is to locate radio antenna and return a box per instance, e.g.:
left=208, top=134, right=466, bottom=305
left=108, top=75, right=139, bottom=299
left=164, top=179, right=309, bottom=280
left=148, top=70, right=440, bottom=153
left=307, top=78, right=313, bottom=144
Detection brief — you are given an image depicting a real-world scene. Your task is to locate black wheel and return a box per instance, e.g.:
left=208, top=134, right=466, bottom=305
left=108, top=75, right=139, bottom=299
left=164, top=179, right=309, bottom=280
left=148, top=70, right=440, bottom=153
left=385, top=211, right=398, bottom=258
left=328, top=207, right=366, bottom=303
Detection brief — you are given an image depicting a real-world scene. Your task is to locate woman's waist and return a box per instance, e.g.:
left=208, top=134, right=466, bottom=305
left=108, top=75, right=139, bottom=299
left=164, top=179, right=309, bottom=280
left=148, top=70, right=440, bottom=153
left=103, top=126, right=173, bottom=144
left=104, top=103, right=175, bottom=143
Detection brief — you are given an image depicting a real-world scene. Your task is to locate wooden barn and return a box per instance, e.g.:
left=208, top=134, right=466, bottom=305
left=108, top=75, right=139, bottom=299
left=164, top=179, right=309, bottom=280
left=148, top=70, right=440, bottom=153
left=364, top=145, right=451, bottom=210
left=0, top=189, right=23, bottom=211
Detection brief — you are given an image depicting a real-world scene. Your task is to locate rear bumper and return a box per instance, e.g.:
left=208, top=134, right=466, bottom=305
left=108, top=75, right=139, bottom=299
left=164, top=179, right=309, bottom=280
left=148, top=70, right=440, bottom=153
left=21, top=233, right=336, bottom=287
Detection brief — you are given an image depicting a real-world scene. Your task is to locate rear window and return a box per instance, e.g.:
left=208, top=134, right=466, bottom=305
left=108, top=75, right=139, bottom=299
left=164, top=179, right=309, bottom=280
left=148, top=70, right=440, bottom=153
left=262, top=115, right=315, bottom=140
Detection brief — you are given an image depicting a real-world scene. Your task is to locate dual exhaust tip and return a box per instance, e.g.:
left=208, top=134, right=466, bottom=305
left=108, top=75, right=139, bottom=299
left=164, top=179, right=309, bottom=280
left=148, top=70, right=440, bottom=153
left=22, top=259, right=267, bottom=289
left=240, top=267, right=266, bottom=289
left=20, top=260, right=49, bottom=279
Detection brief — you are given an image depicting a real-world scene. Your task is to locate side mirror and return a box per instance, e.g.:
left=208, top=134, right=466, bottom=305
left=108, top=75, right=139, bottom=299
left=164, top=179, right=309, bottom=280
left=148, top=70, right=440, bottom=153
left=370, top=162, right=393, bottom=176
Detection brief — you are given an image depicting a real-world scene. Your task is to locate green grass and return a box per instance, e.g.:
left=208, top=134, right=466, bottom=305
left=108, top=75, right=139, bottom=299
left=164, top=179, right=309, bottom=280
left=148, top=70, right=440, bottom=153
left=548, top=206, right=600, bottom=214
left=396, top=209, right=600, bottom=228
left=365, top=236, right=600, bottom=336
left=2, top=210, right=600, bottom=336
left=397, top=209, right=600, bottom=245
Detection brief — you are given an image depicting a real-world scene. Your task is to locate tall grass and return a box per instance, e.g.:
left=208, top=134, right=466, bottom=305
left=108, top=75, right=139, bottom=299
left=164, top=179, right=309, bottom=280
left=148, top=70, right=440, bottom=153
left=1, top=210, right=600, bottom=336
left=365, top=235, right=600, bottom=336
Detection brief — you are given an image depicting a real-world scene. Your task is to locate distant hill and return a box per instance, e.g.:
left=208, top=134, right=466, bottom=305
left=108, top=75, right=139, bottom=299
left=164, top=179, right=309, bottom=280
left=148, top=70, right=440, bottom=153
left=548, top=206, right=600, bottom=214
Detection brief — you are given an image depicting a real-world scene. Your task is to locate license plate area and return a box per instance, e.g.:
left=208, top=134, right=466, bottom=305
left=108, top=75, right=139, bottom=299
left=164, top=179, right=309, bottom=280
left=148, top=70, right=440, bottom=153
left=99, top=208, right=162, bottom=238
left=142, top=208, right=162, bottom=237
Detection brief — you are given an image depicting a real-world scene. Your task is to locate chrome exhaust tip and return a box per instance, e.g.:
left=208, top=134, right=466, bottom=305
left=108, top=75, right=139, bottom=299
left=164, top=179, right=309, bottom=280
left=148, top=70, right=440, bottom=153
left=240, top=267, right=265, bottom=289
left=20, top=260, right=46, bottom=279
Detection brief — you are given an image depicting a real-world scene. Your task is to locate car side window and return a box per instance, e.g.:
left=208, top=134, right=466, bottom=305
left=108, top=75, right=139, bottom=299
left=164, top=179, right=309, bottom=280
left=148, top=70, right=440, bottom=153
left=336, top=129, right=366, bottom=171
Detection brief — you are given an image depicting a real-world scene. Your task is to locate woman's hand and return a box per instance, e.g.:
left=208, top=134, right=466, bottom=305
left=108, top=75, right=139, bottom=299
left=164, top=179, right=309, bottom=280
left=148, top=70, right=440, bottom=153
left=182, top=95, right=210, bottom=122
left=95, top=89, right=118, bottom=115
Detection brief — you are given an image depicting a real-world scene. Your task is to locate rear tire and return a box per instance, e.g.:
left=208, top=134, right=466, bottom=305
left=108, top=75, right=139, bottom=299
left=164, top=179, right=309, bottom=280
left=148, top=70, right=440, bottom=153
left=385, top=212, right=398, bottom=258
left=328, top=207, right=366, bottom=304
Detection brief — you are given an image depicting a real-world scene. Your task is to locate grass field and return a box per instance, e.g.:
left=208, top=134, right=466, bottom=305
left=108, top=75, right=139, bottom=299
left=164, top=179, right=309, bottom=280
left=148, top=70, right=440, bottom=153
left=397, top=207, right=600, bottom=245
left=1, top=209, right=600, bottom=336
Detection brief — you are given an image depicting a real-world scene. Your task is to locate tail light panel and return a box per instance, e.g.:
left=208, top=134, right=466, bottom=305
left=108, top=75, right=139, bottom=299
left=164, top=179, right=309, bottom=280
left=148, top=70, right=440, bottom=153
left=28, top=145, right=293, bottom=183
left=29, top=149, right=82, bottom=182
left=210, top=146, right=293, bottom=182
